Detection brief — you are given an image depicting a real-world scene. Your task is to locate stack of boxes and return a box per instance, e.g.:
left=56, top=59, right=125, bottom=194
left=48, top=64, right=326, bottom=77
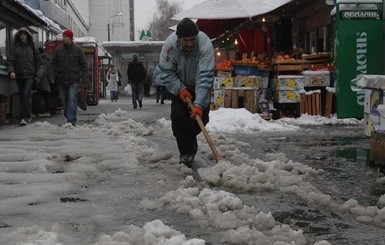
left=364, top=89, right=383, bottom=136
left=303, top=70, right=330, bottom=87
left=212, top=64, right=270, bottom=114
left=302, top=70, right=331, bottom=116
left=212, top=71, right=234, bottom=109
left=274, top=75, right=304, bottom=103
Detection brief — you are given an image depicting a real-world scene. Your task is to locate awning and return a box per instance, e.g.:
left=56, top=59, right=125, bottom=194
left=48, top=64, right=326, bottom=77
left=0, top=0, right=47, bottom=28
left=172, top=0, right=294, bottom=20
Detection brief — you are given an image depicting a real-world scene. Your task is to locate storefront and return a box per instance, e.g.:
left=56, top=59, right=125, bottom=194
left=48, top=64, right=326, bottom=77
left=0, top=0, right=56, bottom=121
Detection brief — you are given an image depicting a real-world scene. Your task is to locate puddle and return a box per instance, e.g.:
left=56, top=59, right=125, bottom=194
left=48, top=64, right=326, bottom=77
left=336, top=148, right=370, bottom=163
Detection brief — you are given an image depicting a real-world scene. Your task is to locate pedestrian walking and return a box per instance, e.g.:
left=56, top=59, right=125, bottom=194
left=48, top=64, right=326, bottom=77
left=106, top=64, right=119, bottom=102
left=143, top=70, right=151, bottom=98
left=50, top=29, right=88, bottom=126
left=8, top=27, right=44, bottom=126
left=116, top=67, right=122, bottom=99
left=152, top=66, right=166, bottom=104
left=35, top=47, right=54, bottom=116
left=158, top=18, right=215, bottom=168
left=126, top=54, right=146, bottom=109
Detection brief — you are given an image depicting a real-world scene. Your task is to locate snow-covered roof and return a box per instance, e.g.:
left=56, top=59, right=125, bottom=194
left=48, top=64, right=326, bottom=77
left=331, top=2, right=381, bottom=15
left=102, top=41, right=164, bottom=48
left=337, top=0, right=382, bottom=3
left=15, top=0, right=62, bottom=33
left=172, top=0, right=293, bottom=20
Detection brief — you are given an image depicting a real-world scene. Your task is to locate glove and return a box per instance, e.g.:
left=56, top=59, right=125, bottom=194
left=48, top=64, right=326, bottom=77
left=190, top=106, right=203, bottom=120
left=179, top=89, right=192, bottom=103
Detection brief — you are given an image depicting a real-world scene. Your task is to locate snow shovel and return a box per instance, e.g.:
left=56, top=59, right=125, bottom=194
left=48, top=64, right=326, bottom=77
left=186, top=97, right=223, bottom=163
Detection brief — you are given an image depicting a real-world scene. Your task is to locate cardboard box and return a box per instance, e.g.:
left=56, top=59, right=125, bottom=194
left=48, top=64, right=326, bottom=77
left=364, top=112, right=380, bottom=136
left=377, top=105, right=385, bottom=131
left=275, top=90, right=301, bottom=103
left=213, top=89, right=225, bottom=109
left=364, top=89, right=383, bottom=114
left=216, top=70, right=232, bottom=77
left=213, top=76, right=234, bottom=89
left=243, top=89, right=261, bottom=113
left=224, top=89, right=232, bottom=108
left=224, top=88, right=262, bottom=113
left=275, top=75, right=304, bottom=91
left=234, top=76, right=262, bottom=88
left=303, top=70, right=330, bottom=87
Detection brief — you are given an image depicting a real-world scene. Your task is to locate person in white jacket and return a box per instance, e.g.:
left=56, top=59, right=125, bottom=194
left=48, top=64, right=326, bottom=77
left=106, top=65, right=119, bottom=102
left=158, top=18, right=215, bottom=168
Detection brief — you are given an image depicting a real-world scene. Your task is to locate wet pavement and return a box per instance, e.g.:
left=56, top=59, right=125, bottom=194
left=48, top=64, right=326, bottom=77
left=2, top=95, right=385, bottom=244
left=236, top=126, right=385, bottom=245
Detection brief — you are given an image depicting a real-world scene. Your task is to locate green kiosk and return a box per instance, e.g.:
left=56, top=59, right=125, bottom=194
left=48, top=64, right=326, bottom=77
left=335, top=0, right=384, bottom=118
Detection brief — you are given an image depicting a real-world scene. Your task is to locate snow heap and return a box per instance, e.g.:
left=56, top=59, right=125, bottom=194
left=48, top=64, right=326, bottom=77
left=96, top=220, right=206, bottom=245
left=141, top=187, right=307, bottom=244
left=0, top=107, right=377, bottom=245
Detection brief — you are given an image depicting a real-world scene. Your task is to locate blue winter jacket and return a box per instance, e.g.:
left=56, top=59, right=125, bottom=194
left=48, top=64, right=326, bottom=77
left=158, top=31, right=214, bottom=108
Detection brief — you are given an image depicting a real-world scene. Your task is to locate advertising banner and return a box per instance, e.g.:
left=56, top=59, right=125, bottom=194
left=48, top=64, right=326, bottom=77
left=335, top=4, right=384, bottom=118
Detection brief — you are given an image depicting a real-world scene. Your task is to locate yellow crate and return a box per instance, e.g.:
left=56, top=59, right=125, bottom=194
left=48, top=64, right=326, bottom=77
left=275, top=75, right=304, bottom=91
left=213, top=77, right=234, bottom=89
left=234, top=76, right=262, bottom=88
left=275, top=90, right=301, bottom=103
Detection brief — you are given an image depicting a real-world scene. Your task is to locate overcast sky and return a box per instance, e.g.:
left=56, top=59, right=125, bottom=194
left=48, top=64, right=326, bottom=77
left=134, top=0, right=205, bottom=34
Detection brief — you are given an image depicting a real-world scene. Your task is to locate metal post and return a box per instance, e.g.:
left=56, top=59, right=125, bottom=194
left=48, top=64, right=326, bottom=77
left=107, top=23, right=110, bottom=41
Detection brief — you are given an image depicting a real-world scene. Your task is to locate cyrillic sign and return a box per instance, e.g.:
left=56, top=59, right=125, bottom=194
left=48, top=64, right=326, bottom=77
left=351, top=32, right=367, bottom=106
left=341, top=11, right=381, bottom=20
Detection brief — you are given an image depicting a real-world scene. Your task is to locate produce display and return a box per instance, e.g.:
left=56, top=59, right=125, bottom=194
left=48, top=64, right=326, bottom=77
left=212, top=52, right=334, bottom=118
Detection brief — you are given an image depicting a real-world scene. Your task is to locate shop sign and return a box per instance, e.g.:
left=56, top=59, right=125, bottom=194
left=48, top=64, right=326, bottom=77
left=351, top=32, right=367, bottom=106
left=341, top=11, right=381, bottom=20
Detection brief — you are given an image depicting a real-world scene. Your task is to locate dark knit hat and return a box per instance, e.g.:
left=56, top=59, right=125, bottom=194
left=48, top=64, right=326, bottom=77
left=63, top=29, right=74, bottom=40
left=176, top=18, right=199, bottom=37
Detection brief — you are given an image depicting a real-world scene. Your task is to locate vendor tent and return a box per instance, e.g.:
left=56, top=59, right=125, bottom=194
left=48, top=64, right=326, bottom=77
left=172, top=0, right=294, bottom=20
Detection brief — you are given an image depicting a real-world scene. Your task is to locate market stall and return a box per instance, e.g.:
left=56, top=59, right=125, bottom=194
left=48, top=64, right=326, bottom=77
left=173, top=0, right=335, bottom=119
left=212, top=52, right=333, bottom=118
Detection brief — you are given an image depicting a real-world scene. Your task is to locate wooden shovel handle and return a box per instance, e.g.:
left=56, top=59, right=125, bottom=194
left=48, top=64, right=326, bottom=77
left=186, top=97, right=223, bottom=162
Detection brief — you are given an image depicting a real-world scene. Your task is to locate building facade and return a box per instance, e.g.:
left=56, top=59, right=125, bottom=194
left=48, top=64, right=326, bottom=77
left=0, top=0, right=135, bottom=117
left=88, top=0, right=132, bottom=42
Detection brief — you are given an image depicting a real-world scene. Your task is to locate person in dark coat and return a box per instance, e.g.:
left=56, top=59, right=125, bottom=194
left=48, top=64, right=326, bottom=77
left=50, top=29, right=88, bottom=126
left=143, top=70, right=151, bottom=97
left=159, top=18, right=215, bottom=168
left=126, top=54, right=146, bottom=109
left=8, top=27, right=44, bottom=126
left=36, top=48, right=53, bottom=116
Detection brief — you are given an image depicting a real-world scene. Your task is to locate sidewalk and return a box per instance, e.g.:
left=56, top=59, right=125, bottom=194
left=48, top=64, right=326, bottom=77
left=0, top=95, right=171, bottom=128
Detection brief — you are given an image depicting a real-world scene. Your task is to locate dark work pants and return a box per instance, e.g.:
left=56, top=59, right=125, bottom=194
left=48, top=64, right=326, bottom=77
left=170, top=94, right=209, bottom=156
left=156, top=86, right=167, bottom=103
left=131, top=83, right=144, bottom=107
left=37, top=90, right=53, bottom=113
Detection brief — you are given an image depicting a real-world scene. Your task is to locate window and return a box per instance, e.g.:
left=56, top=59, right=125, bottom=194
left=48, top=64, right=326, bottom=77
left=0, top=21, right=6, bottom=60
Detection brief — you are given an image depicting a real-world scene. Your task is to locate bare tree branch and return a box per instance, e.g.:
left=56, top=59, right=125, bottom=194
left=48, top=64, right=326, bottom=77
left=146, top=0, right=182, bottom=41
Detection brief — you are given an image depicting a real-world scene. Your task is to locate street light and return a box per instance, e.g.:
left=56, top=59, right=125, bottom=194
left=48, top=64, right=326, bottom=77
left=107, top=12, right=123, bottom=41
